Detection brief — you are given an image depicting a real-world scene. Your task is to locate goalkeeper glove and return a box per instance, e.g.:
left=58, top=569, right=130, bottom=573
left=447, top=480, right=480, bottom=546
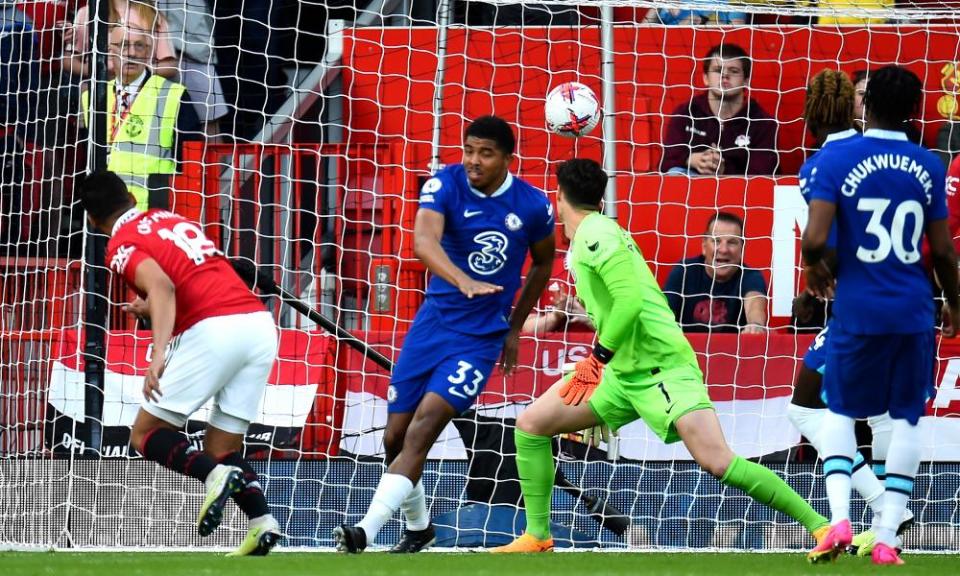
left=558, top=343, right=614, bottom=406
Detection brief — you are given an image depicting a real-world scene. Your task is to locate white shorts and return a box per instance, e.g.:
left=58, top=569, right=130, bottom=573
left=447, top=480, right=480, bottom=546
left=142, top=311, right=277, bottom=434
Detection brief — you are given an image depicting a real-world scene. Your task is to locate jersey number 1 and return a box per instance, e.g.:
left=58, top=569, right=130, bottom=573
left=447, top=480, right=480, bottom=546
left=158, top=222, right=219, bottom=265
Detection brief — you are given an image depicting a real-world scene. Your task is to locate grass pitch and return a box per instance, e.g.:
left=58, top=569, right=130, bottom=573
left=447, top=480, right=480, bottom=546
left=1, top=551, right=955, bottom=576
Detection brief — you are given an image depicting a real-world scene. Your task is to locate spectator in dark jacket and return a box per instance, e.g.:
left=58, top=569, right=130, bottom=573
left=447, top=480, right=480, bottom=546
left=661, top=44, right=778, bottom=176
left=663, top=212, right=768, bottom=333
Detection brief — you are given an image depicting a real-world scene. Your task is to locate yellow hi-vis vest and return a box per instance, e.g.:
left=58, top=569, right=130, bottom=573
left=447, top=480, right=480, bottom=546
left=82, top=74, right=185, bottom=209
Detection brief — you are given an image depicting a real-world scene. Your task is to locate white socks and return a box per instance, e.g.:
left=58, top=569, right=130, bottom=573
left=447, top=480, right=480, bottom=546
left=876, top=418, right=920, bottom=547
left=819, top=410, right=857, bottom=524
left=869, top=413, right=894, bottom=530
left=787, top=405, right=884, bottom=516
left=356, top=473, right=414, bottom=541
left=401, top=480, right=430, bottom=531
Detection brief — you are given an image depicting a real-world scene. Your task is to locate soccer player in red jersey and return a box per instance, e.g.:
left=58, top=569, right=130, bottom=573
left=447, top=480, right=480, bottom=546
left=78, top=171, right=281, bottom=555
left=946, top=154, right=960, bottom=252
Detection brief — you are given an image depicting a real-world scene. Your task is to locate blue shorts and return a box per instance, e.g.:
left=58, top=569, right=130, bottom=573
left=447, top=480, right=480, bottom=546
left=803, top=323, right=830, bottom=376
left=388, top=303, right=505, bottom=415
left=822, top=322, right=935, bottom=425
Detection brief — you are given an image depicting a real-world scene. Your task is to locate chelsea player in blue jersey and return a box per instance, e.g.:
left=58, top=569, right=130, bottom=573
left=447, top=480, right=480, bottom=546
left=789, top=69, right=910, bottom=558
left=334, top=116, right=556, bottom=553
left=803, top=66, right=959, bottom=565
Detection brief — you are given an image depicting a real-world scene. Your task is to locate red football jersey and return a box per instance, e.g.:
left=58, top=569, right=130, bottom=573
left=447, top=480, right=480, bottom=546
left=947, top=154, right=960, bottom=253
left=106, top=209, right=265, bottom=335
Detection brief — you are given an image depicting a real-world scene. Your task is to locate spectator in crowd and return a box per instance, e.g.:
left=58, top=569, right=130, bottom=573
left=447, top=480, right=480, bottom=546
left=63, top=0, right=164, bottom=80
left=852, top=69, right=923, bottom=144
left=155, top=0, right=227, bottom=137
left=663, top=212, right=767, bottom=333
left=80, top=3, right=201, bottom=210
left=810, top=0, right=891, bottom=25
left=522, top=283, right=594, bottom=335
left=661, top=44, right=778, bottom=176
left=0, top=1, right=40, bottom=252
left=642, top=0, right=745, bottom=25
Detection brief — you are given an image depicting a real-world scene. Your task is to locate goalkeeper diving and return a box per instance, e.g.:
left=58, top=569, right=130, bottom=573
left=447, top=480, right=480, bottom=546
left=492, top=158, right=831, bottom=553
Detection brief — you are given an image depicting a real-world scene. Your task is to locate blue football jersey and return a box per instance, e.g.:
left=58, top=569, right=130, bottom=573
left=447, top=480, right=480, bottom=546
left=799, top=129, right=860, bottom=249
left=808, top=129, right=947, bottom=334
left=417, top=164, right=555, bottom=335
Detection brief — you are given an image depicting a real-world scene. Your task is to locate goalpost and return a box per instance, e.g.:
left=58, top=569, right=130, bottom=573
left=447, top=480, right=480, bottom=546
left=1, top=0, right=960, bottom=551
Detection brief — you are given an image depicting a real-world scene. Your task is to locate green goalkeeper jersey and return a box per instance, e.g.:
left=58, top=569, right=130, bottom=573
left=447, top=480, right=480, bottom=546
left=570, top=212, right=698, bottom=379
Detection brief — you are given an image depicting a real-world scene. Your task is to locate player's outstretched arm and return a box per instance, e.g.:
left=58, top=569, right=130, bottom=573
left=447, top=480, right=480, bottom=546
left=413, top=208, right=503, bottom=298
left=801, top=199, right=837, bottom=299
left=502, top=233, right=556, bottom=372
left=927, top=218, right=960, bottom=337
left=132, top=258, right=177, bottom=402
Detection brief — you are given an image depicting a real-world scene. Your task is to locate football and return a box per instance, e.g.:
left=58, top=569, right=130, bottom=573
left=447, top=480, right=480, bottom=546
left=545, top=82, right=602, bottom=138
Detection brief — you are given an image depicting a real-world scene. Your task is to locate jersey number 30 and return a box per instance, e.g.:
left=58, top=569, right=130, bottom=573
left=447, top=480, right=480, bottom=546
left=158, top=222, right=220, bottom=265
left=856, top=198, right=923, bottom=265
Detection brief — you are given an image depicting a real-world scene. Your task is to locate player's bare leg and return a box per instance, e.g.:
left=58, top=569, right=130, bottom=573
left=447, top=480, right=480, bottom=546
left=381, top=411, right=434, bottom=553
left=201, top=426, right=282, bottom=556
left=491, top=379, right=599, bottom=553
left=130, top=410, right=244, bottom=537
left=674, top=408, right=833, bottom=556
left=335, top=393, right=456, bottom=553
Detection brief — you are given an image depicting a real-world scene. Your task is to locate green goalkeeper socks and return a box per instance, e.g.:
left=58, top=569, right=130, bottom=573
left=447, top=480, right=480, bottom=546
left=720, top=455, right=828, bottom=534
left=515, top=428, right=555, bottom=540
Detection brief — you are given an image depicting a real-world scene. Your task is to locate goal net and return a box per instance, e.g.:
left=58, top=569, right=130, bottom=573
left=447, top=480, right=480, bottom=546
left=1, top=0, right=960, bottom=551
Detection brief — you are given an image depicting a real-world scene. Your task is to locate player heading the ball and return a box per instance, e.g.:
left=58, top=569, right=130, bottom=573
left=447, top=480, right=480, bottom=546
left=333, top=115, right=556, bottom=554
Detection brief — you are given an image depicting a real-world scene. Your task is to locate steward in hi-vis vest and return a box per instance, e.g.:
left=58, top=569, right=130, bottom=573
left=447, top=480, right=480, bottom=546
left=82, top=70, right=191, bottom=210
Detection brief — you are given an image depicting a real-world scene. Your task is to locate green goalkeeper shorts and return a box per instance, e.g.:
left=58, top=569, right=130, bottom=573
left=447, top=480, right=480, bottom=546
left=587, top=363, right=714, bottom=444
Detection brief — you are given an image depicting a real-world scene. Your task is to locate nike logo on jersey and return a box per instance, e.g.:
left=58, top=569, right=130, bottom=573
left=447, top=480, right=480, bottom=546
left=464, top=209, right=483, bottom=218
left=587, top=241, right=600, bottom=251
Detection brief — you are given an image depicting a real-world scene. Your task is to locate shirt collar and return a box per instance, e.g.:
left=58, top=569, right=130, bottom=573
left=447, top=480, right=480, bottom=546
left=863, top=128, right=909, bottom=141
left=116, top=69, right=149, bottom=98
left=469, top=172, right=513, bottom=198
left=823, top=128, right=858, bottom=146
left=112, top=207, right=142, bottom=236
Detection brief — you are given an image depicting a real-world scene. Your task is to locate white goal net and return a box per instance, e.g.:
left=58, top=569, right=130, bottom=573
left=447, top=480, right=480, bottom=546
left=1, top=0, right=959, bottom=551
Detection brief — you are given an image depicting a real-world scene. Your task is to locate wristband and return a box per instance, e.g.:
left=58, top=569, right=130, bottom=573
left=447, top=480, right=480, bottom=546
left=593, top=342, right=615, bottom=364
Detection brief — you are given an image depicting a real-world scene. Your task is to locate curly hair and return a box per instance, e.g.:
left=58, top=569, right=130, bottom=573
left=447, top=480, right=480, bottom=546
left=803, top=69, right=855, bottom=135
left=863, top=65, right=923, bottom=127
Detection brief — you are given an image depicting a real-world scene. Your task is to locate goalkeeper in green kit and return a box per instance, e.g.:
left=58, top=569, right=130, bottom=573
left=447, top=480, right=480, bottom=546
left=492, top=158, right=830, bottom=553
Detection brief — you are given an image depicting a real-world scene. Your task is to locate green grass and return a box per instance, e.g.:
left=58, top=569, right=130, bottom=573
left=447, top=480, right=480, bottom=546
left=0, top=551, right=955, bottom=576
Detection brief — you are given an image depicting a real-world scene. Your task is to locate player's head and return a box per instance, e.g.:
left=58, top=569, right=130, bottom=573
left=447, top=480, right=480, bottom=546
left=863, top=65, right=923, bottom=131
left=555, top=158, right=607, bottom=232
left=851, top=69, right=869, bottom=127
left=463, top=115, right=515, bottom=194
left=803, top=69, right=855, bottom=144
left=78, top=170, right=137, bottom=233
left=702, top=212, right=745, bottom=282
left=702, top=44, right=750, bottom=100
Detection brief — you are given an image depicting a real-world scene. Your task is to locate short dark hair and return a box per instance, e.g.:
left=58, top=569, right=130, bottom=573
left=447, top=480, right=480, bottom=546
left=77, top=170, right=134, bottom=222
left=556, top=158, right=607, bottom=209
left=705, top=211, right=744, bottom=235
left=863, top=65, right=923, bottom=127
left=464, top=115, right=516, bottom=155
left=851, top=69, right=869, bottom=87
left=702, top=44, right=751, bottom=79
